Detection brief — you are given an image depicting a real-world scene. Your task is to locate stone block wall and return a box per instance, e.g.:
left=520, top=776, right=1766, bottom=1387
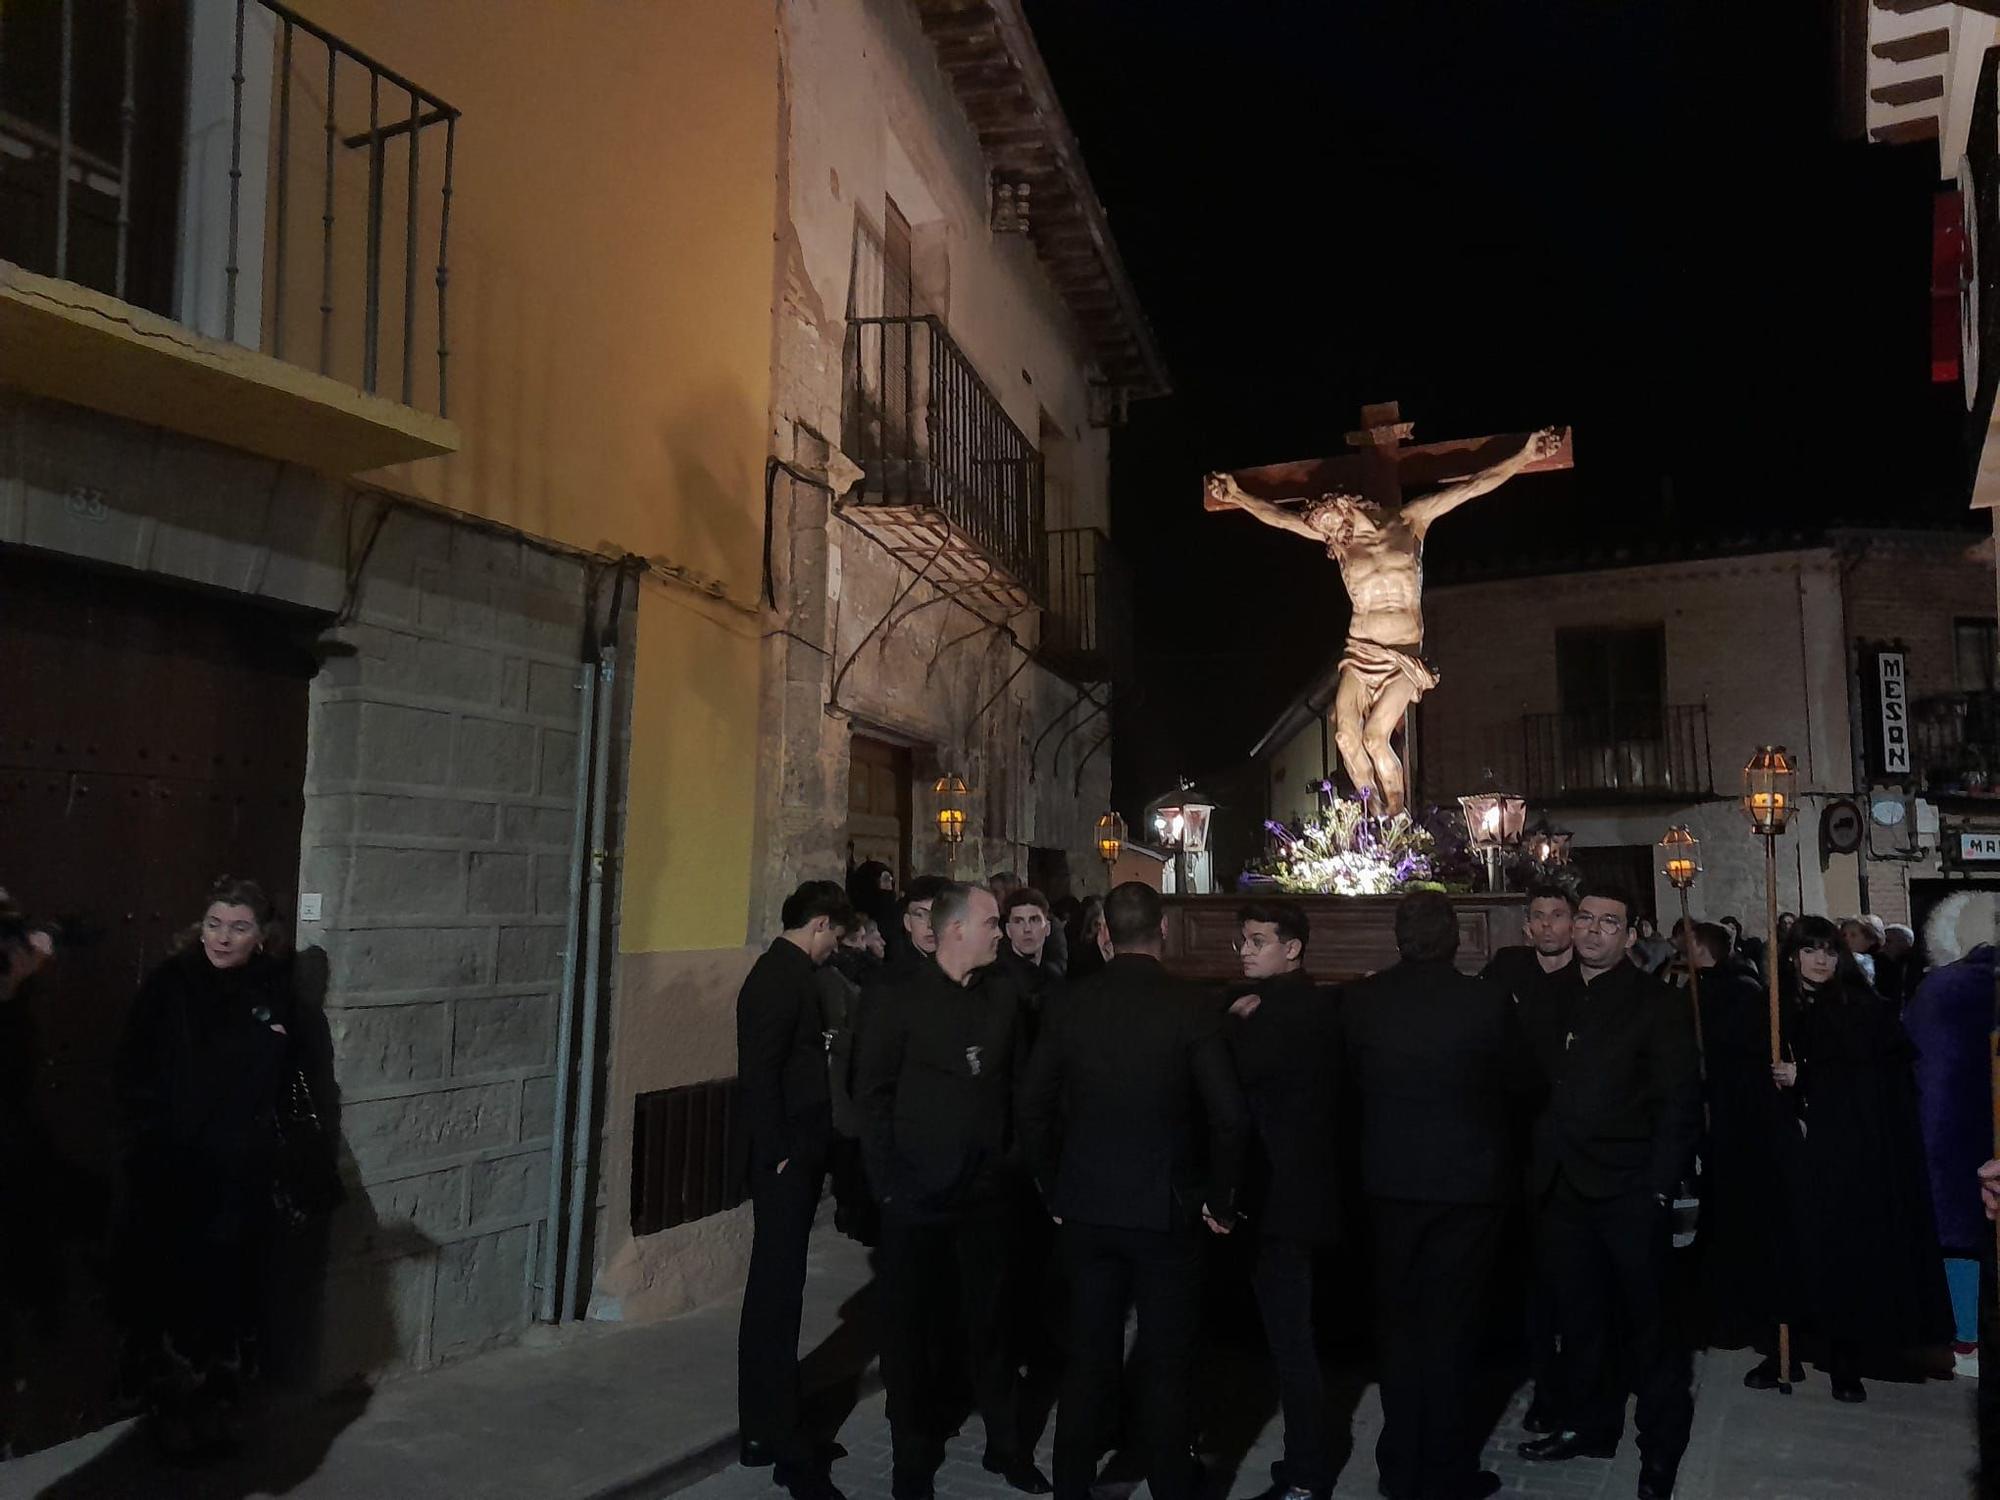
left=302, top=502, right=593, bottom=1375
left=2, top=392, right=598, bottom=1380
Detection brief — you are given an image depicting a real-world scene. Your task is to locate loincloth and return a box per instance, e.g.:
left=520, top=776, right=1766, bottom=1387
left=1338, top=638, right=1439, bottom=699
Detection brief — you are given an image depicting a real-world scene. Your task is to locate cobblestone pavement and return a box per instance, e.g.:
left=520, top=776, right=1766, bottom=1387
left=668, top=1352, right=1979, bottom=1500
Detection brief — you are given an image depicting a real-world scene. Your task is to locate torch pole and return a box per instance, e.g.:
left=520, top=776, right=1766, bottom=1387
left=1763, top=830, right=1792, bottom=1393
left=1679, top=884, right=1704, bottom=1066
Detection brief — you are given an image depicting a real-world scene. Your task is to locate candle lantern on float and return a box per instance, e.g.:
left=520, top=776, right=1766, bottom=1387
left=1458, top=788, right=1527, bottom=892
left=1095, top=810, right=1126, bottom=876
left=1522, top=818, right=1572, bottom=869
left=1149, top=780, right=1216, bottom=895
left=1738, top=744, right=1799, bottom=1389
left=933, top=772, right=969, bottom=875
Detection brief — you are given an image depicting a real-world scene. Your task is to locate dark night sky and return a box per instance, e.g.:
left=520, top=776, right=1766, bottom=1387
left=1020, top=0, right=1966, bottom=815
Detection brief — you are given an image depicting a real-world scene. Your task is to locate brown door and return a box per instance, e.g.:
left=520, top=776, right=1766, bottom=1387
left=0, top=546, right=313, bottom=1448
left=848, top=734, right=912, bottom=885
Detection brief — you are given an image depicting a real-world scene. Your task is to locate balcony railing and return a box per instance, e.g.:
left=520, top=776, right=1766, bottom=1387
left=1040, top=526, right=1130, bottom=684
left=1, top=0, right=459, bottom=416
left=845, top=314, right=1045, bottom=605
left=1912, top=691, right=2000, bottom=795
left=1521, top=703, right=1714, bottom=803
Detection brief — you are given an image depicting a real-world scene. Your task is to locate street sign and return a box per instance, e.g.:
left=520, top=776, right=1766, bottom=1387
left=1958, top=830, right=2000, bottom=862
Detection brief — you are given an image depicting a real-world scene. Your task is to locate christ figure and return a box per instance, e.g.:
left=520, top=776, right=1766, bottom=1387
left=1205, top=426, right=1563, bottom=816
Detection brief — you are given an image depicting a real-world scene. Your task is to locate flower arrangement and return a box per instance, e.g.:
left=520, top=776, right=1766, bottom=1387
left=1256, top=786, right=1477, bottom=896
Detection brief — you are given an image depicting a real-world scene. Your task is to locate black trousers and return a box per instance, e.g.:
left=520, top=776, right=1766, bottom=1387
left=1251, top=1236, right=1331, bottom=1491
left=1370, top=1198, right=1503, bottom=1500
left=879, top=1205, right=1020, bottom=1479
left=1536, top=1177, right=1693, bottom=1464
left=737, top=1151, right=828, bottom=1464
left=1055, top=1219, right=1203, bottom=1500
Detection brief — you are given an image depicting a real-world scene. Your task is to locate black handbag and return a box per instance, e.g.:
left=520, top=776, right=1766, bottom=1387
left=270, top=1069, right=344, bottom=1232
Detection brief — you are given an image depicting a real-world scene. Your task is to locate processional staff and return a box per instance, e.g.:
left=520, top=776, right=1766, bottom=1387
left=1742, top=745, right=1799, bottom=1394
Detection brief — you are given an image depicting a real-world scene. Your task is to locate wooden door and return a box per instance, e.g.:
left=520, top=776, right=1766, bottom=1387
left=0, top=546, right=312, bottom=1448
left=848, top=734, right=912, bottom=884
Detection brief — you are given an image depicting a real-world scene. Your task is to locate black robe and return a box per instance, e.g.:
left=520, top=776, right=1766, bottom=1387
left=1696, top=967, right=1800, bottom=1343
left=115, top=947, right=314, bottom=1374
left=1786, top=978, right=1953, bottom=1355
left=1701, top=969, right=1951, bottom=1357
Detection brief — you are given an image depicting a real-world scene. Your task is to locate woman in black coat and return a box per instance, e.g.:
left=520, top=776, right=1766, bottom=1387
left=116, top=877, right=331, bottom=1458
left=1742, top=916, right=1952, bottom=1400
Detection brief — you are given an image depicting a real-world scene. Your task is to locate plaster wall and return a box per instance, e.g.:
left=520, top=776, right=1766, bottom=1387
left=776, top=0, right=1108, bottom=528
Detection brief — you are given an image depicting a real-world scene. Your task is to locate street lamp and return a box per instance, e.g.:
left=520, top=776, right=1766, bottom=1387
left=934, top=772, right=969, bottom=877
left=1458, top=789, right=1528, bottom=892
left=1094, top=810, right=1126, bottom=877
left=1739, top=744, right=1799, bottom=1391
left=1659, top=824, right=1704, bottom=1052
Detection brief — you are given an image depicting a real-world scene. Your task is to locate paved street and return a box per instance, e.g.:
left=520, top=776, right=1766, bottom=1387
left=669, top=1351, right=1979, bottom=1500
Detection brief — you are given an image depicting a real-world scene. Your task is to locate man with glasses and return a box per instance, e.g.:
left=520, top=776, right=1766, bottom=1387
left=1223, top=899, right=1341, bottom=1500
left=1515, top=884, right=1700, bottom=1500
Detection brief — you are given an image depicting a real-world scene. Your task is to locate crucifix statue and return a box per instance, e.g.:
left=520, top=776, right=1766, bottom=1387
left=1205, top=401, right=1573, bottom=815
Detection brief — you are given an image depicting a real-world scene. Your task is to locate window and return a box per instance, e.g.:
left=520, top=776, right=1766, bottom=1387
left=1955, top=618, right=1998, bottom=693
left=1556, top=625, right=1666, bottom=742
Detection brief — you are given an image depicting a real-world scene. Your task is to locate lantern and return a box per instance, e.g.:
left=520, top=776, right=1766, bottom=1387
left=1094, top=810, right=1126, bottom=869
left=1458, top=788, right=1527, bottom=892
left=1659, top=825, right=1701, bottom=890
left=1458, top=790, right=1528, bottom=851
left=1739, top=743, right=1800, bottom=1385
left=933, top=773, right=969, bottom=873
left=1740, top=745, right=1798, bottom=836
left=1523, top=820, right=1572, bottom=868
left=1149, top=780, right=1217, bottom=894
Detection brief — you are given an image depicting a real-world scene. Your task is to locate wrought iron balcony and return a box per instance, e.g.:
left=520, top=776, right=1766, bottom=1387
left=1040, top=526, right=1130, bottom=684
left=1911, top=691, right=2000, bottom=796
left=0, top=0, right=459, bottom=469
left=844, top=314, right=1045, bottom=612
left=1520, top=704, right=1714, bottom=804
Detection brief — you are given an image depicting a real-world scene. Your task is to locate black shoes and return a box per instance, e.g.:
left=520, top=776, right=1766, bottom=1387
left=1637, top=1454, right=1679, bottom=1499
left=742, top=1437, right=847, bottom=1468
left=1458, top=1473, right=1504, bottom=1500
left=1741, top=1355, right=1804, bottom=1391
left=1830, top=1372, right=1867, bottom=1403
left=772, top=1459, right=847, bottom=1500
left=981, top=1452, right=1054, bottom=1494
left=1520, top=1401, right=1559, bottom=1434
left=1517, top=1430, right=1618, bottom=1462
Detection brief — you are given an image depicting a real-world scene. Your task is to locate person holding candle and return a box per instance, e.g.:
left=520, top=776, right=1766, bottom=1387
left=1745, top=916, right=1952, bottom=1400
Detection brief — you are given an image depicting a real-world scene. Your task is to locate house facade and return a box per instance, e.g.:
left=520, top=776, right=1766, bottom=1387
left=0, top=0, right=1153, bottom=1445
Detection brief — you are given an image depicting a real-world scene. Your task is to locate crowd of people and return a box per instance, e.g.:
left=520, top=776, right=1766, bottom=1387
left=735, top=869, right=1980, bottom=1500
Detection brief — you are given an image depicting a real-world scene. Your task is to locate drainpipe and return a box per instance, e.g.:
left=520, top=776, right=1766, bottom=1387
left=1830, top=554, right=1870, bottom=914
left=561, top=635, right=619, bottom=1320
left=536, top=655, right=598, bottom=1323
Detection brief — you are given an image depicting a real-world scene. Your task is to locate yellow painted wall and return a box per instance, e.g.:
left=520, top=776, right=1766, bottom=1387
left=623, top=585, right=761, bottom=950
left=287, top=0, right=777, bottom=952
left=288, top=0, right=776, bottom=595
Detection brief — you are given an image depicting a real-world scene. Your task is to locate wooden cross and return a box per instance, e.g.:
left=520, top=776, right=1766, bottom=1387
left=1224, top=400, right=1574, bottom=508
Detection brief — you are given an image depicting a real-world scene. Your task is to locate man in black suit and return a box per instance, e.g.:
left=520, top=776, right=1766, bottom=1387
left=1347, top=891, right=1540, bottom=1500
left=736, top=880, right=854, bottom=1500
left=1478, top=881, right=1576, bottom=1435
left=1223, top=898, right=1342, bottom=1500
left=1020, top=881, right=1248, bottom=1500
left=1515, top=883, right=1701, bottom=1500
left=856, top=881, right=1049, bottom=1500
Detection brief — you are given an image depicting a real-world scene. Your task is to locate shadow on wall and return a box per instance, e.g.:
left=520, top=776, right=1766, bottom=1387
left=31, top=949, right=438, bottom=1500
